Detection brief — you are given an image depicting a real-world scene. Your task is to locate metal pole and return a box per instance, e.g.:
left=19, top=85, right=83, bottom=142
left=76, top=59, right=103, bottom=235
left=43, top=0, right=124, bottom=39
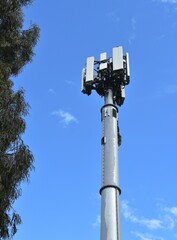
left=81, top=46, right=130, bottom=240
left=100, top=88, right=121, bottom=240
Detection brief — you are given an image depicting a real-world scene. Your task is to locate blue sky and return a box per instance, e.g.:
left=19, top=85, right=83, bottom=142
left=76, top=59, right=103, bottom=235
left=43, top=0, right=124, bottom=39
left=13, top=0, right=177, bottom=240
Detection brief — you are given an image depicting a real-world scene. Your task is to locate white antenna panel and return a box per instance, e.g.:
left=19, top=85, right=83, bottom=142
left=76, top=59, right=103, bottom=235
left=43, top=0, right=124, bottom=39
left=81, top=68, right=86, bottom=92
left=121, top=85, right=125, bottom=98
left=86, top=57, right=94, bottom=82
left=126, top=52, right=130, bottom=77
left=100, top=52, right=107, bottom=61
left=112, top=46, right=123, bottom=71
left=100, top=52, right=107, bottom=70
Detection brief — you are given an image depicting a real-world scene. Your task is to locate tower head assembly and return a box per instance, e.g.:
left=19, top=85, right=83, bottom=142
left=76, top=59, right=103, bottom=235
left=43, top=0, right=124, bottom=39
left=81, top=46, right=130, bottom=106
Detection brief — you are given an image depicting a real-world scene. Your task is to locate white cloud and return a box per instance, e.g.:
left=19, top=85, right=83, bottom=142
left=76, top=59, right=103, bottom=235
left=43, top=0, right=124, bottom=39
left=121, top=200, right=137, bottom=220
left=121, top=200, right=163, bottom=230
left=131, top=17, right=137, bottom=30
left=162, top=207, right=177, bottom=230
left=164, top=215, right=176, bottom=230
left=122, top=199, right=177, bottom=239
left=92, top=215, right=100, bottom=227
left=156, top=83, right=177, bottom=97
left=128, top=33, right=136, bottom=45
left=48, top=88, right=54, bottom=94
left=132, top=232, right=164, bottom=240
left=161, top=0, right=177, bottom=3
left=52, top=109, right=78, bottom=125
left=106, top=11, right=119, bottom=22
left=65, top=80, right=74, bottom=85
left=164, top=207, right=177, bottom=216
left=141, top=219, right=163, bottom=230
left=129, top=17, right=137, bottom=44
left=153, top=0, right=177, bottom=5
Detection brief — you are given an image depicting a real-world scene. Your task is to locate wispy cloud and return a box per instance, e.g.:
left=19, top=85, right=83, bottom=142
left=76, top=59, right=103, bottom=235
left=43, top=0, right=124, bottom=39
left=162, top=206, right=177, bottom=229
left=132, top=232, right=164, bottom=240
left=122, top=200, right=177, bottom=240
left=161, top=0, right=177, bottom=3
left=153, top=0, right=177, bottom=5
left=163, top=215, right=176, bottom=230
left=163, top=207, right=177, bottom=216
left=48, top=88, right=54, bottom=94
left=106, top=11, right=119, bottom=22
left=52, top=109, right=78, bottom=125
left=156, top=83, right=177, bottom=97
left=153, top=0, right=177, bottom=6
left=92, top=215, right=100, bottom=227
left=129, top=17, right=137, bottom=44
left=131, top=17, right=137, bottom=30
left=121, top=200, right=163, bottom=230
left=65, top=80, right=74, bottom=85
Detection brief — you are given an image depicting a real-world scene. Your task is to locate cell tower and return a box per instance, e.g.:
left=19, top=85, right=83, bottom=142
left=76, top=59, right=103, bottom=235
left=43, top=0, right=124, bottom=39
left=81, top=46, right=130, bottom=240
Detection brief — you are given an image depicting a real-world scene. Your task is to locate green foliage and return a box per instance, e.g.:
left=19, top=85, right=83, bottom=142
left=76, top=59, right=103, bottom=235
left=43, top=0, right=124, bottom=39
left=0, top=0, right=39, bottom=238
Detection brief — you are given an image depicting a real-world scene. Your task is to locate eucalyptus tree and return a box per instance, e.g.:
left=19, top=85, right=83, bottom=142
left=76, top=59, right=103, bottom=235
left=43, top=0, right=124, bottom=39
left=0, top=0, right=39, bottom=238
